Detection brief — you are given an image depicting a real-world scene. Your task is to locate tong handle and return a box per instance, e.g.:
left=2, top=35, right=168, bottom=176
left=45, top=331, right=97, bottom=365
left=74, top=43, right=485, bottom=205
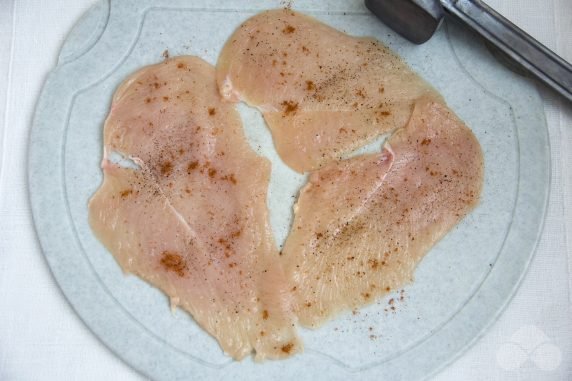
left=442, top=0, right=572, bottom=101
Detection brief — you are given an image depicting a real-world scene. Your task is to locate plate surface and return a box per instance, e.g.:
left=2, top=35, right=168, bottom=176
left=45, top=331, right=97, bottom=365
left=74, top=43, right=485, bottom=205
left=28, top=0, right=549, bottom=380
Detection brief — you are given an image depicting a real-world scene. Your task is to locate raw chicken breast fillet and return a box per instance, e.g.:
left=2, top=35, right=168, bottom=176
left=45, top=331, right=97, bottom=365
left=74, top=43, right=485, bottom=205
left=281, top=97, right=484, bottom=327
left=217, top=9, right=442, bottom=172
left=89, top=56, right=301, bottom=360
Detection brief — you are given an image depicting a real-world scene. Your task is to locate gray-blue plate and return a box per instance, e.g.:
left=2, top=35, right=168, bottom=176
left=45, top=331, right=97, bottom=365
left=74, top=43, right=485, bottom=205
left=28, top=0, right=550, bottom=380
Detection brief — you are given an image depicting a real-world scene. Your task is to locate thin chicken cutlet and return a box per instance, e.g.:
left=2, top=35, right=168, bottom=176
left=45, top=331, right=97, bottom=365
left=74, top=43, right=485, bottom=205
left=89, top=56, right=301, bottom=360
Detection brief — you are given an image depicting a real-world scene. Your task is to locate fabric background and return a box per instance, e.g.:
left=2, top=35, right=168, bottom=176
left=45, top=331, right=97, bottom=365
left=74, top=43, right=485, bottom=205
left=0, top=1, right=570, bottom=379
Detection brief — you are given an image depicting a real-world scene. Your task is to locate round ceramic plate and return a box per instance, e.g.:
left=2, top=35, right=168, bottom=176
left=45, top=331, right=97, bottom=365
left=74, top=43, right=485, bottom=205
left=28, top=0, right=549, bottom=380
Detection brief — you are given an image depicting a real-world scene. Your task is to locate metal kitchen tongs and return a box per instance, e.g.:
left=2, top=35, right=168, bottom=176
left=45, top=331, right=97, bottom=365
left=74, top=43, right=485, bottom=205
left=365, top=0, right=572, bottom=102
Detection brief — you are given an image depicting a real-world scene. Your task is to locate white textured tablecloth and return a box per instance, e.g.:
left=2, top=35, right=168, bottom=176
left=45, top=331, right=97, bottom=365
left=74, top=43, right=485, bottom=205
left=0, top=1, right=570, bottom=380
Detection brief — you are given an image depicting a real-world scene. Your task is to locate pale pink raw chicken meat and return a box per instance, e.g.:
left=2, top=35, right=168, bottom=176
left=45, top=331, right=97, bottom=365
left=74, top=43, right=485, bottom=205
left=89, top=56, right=301, bottom=360
left=217, top=9, right=442, bottom=172
left=281, top=97, right=484, bottom=327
